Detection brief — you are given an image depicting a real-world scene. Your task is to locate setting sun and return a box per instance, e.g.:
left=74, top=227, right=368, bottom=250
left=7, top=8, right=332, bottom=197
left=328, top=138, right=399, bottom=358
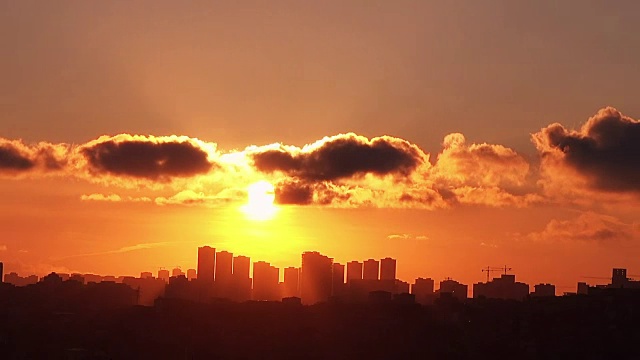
left=241, top=180, right=278, bottom=221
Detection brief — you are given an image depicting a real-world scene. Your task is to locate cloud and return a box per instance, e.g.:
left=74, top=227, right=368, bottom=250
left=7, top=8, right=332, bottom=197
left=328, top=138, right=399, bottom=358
left=250, top=133, right=428, bottom=181
left=79, top=134, right=218, bottom=181
left=0, top=131, right=543, bottom=209
left=81, top=193, right=122, bottom=202
left=533, top=107, right=640, bottom=194
left=154, top=189, right=242, bottom=206
left=387, top=234, right=429, bottom=240
left=0, top=139, right=69, bottom=175
left=274, top=180, right=314, bottom=205
left=80, top=193, right=152, bottom=203
left=523, top=212, right=640, bottom=243
left=424, top=133, right=541, bottom=207
left=0, top=244, right=7, bottom=251
left=432, top=133, right=530, bottom=188
left=0, top=141, right=35, bottom=171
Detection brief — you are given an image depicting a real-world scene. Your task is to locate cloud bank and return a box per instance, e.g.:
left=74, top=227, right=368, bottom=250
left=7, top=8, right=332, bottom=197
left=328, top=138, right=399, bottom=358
left=533, top=106, right=640, bottom=195
left=3, top=106, right=639, bottom=209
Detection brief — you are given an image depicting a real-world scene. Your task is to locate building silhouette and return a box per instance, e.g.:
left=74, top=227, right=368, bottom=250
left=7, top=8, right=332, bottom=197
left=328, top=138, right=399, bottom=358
left=157, top=269, right=170, bottom=283
left=197, top=246, right=215, bottom=284
left=233, top=256, right=250, bottom=279
left=300, top=251, right=333, bottom=305
left=283, top=267, right=300, bottom=298
left=231, top=255, right=251, bottom=302
left=332, top=263, right=345, bottom=297
left=395, top=280, right=410, bottom=294
left=380, top=257, right=396, bottom=280
left=171, top=267, right=184, bottom=277
left=0, top=261, right=3, bottom=283
left=411, top=277, right=435, bottom=304
left=252, top=261, right=279, bottom=301
left=4, top=272, right=38, bottom=286
left=532, top=283, right=556, bottom=297
left=215, top=251, right=233, bottom=298
left=186, top=269, right=197, bottom=281
left=363, top=259, right=379, bottom=280
left=346, top=261, right=363, bottom=282
left=140, top=272, right=153, bottom=279
left=439, top=279, right=468, bottom=300
left=473, top=274, right=529, bottom=300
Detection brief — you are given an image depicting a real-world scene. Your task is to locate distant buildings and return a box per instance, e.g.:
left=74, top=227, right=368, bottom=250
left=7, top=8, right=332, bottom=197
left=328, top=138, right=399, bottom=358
left=346, top=261, right=363, bottom=282
left=157, top=269, right=170, bottom=283
left=197, top=246, right=215, bottom=283
left=439, top=279, right=468, bottom=301
left=412, top=277, right=435, bottom=305
left=4, top=272, right=38, bottom=287
left=300, top=251, right=333, bottom=305
left=186, top=269, right=197, bottom=281
left=577, top=268, right=640, bottom=295
left=23, top=246, right=640, bottom=307
left=215, top=251, right=233, bottom=297
left=252, top=261, right=279, bottom=301
left=380, top=257, right=396, bottom=281
left=363, top=259, right=379, bottom=280
left=332, top=263, right=345, bottom=297
left=283, top=267, right=300, bottom=298
left=532, top=283, right=556, bottom=297
left=473, top=274, right=529, bottom=300
left=0, top=261, right=3, bottom=283
left=171, top=267, right=184, bottom=278
left=231, top=255, right=252, bottom=301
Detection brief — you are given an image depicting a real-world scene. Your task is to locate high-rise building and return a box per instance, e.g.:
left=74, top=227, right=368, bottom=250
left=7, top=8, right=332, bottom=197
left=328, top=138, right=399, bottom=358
left=140, top=272, right=153, bottom=279
left=233, top=256, right=250, bottom=279
left=197, top=246, right=216, bottom=283
left=439, top=279, right=468, bottom=300
left=473, top=274, right=529, bottom=300
left=612, top=268, right=628, bottom=288
left=215, top=251, right=233, bottom=298
left=532, top=283, right=555, bottom=297
left=363, top=259, right=379, bottom=280
left=231, top=255, right=252, bottom=301
left=332, top=263, right=345, bottom=297
left=346, top=261, right=363, bottom=282
left=171, top=267, right=184, bottom=277
left=283, top=267, right=300, bottom=298
left=300, top=251, right=333, bottom=305
left=380, top=257, right=397, bottom=280
left=253, top=261, right=279, bottom=301
left=411, top=278, right=434, bottom=300
left=158, top=269, right=170, bottom=283
left=215, top=251, right=233, bottom=283
left=0, top=262, right=3, bottom=283
left=186, top=269, right=197, bottom=281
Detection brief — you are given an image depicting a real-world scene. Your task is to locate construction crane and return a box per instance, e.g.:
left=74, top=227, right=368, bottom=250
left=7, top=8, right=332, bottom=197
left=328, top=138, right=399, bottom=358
left=482, top=265, right=513, bottom=283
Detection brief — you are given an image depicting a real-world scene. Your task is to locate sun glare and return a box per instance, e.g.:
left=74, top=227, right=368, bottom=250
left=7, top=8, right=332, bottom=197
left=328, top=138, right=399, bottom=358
left=241, top=180, right=278, bottom=221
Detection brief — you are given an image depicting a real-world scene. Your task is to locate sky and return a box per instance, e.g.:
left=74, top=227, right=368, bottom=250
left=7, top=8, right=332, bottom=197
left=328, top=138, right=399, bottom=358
left=1, top=1, right=639, bottom=293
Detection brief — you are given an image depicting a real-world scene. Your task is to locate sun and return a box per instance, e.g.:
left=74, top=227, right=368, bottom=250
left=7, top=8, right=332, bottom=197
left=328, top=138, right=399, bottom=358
left=241, top=180, right=278, bottom=221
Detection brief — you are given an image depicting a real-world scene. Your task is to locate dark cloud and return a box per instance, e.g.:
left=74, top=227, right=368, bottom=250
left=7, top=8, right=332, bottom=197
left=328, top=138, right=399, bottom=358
left=274, top=181, right=314, bottom=205
left=252, top=133, right=426, bottom=181
left=0, top=143, right=35, bottom=171
left=81, top=136, right=216, bottom=181
left=533, top=107, right=640, bottom=192
left=273, top=180, right=352, bottom=206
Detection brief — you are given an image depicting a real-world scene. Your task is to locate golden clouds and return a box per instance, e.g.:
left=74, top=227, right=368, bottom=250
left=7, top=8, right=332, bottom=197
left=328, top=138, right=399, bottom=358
left=532, top=107, right=640, bottom=202
left=4, top=106, right=640, bottom=210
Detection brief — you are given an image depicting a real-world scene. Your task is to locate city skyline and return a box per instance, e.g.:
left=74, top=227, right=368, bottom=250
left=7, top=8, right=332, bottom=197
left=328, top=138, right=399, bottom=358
left=1, top=1, right=639, bottom=295
left=4, top=244, right=639, bottom=301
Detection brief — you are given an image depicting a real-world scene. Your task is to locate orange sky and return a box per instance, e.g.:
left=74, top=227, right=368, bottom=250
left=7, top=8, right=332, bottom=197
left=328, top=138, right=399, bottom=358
left=1, top=1, right=639, bottom=292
